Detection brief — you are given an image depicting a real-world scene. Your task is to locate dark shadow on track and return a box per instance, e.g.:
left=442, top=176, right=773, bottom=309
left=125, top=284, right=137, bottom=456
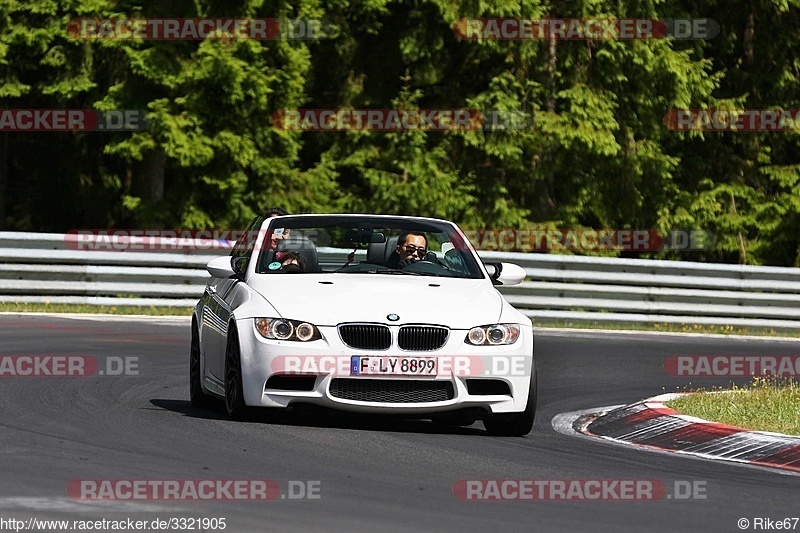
left=149, top=398, right=490, bottom=436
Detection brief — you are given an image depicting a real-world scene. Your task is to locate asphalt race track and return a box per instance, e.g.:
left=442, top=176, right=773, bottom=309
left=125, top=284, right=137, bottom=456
left=1, top=313, right=798, bottom=532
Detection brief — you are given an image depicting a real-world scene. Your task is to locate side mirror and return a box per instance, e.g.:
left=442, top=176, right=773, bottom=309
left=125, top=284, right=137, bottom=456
left=231, top=256, right=248, bottom=276
left=485, top=262, right=526, bottom=286
left=206, top=256, right=236, bottom=278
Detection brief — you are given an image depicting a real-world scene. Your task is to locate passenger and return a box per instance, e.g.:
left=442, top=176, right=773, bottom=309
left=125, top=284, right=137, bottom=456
left=264, top=207, right=291, bottom=251
left=279, top=251, right=306, bottom=273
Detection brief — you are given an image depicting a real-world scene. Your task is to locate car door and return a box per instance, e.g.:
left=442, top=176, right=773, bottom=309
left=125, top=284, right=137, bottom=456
left=204, top=216, right=263, bottom=382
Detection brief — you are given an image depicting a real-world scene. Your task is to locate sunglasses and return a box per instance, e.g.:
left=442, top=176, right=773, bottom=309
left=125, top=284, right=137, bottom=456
left=402, top=244, right=427, bottom=257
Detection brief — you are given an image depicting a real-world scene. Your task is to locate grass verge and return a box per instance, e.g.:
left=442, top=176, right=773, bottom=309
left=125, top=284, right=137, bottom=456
left=666, top=377, right=800, bottom=436
left=530, top=318, right=800, bottom=338
left=0, top=302, right=192, bottom=316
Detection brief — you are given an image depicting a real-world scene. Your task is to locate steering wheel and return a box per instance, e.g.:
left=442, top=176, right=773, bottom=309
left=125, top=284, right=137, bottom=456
left=400, top=251, right=448, bottom=270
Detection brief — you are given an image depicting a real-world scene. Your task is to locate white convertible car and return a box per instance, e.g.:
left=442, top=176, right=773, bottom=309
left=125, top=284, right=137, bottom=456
left=190, top=214, right=536, bottom=435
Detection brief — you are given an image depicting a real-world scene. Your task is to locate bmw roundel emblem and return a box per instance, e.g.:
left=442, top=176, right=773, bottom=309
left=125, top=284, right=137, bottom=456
left=387, top=314, right=400, bottom=321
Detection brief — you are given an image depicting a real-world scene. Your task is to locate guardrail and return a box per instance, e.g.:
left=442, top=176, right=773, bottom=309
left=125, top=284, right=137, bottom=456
left=2, top=232, right=800, bottom=329
left=0, top=232, right=217, bottom=307
left=478, top=251, right=800, bottom=329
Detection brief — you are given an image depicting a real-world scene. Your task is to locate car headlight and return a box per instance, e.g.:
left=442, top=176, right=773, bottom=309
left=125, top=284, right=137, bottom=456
left=464, top=324, right=520, bottom=346
left=255, top=318, right=321, bottom=342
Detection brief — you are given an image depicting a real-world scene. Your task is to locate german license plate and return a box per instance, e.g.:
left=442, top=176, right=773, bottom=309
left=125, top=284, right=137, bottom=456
left=350, top=356, right=437, bottom=376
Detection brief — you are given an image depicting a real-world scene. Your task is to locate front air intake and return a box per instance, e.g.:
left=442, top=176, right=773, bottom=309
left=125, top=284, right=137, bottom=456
left=329, top=379, right=454, bottom=403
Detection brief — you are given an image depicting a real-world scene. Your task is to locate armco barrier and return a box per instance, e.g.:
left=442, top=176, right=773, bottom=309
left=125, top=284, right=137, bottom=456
left=1, top=232, right=800, bottom=329
left=477, top=251, right=800, bottom=329
left=0, top=232, right=217, bottom=307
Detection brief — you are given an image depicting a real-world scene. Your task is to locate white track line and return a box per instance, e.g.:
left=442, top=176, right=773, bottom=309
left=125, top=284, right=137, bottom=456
left=0, top=496, right=182, bottom=512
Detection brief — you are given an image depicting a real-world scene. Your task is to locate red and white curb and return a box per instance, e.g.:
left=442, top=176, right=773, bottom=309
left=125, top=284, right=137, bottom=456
left=565, top=393, right=800, bottom=474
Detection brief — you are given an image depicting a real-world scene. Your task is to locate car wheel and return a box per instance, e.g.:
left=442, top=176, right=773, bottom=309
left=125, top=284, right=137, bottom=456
left=483, top=361, right=537, bottom=437
left=189, top=323, right=214, bottom=408
left=224, top=327, right=249, bottom=420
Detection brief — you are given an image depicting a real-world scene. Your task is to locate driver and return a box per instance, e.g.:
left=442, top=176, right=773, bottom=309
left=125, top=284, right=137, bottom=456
left=393, top=231, right=428, bottom=268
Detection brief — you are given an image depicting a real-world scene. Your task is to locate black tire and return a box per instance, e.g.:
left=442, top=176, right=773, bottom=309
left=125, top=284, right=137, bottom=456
left=224, top=326, right=249, bottom=420
left=189, top=323, right=214, bottom=408
left=483, top=361, right=537, bottom=437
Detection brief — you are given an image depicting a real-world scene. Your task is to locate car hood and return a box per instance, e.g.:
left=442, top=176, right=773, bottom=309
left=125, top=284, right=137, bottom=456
left=246, top=274, right=502, bottom=329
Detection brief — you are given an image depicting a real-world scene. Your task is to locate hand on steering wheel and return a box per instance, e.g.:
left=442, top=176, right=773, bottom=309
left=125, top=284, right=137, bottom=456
left=398, top=257, right=417, bottom=269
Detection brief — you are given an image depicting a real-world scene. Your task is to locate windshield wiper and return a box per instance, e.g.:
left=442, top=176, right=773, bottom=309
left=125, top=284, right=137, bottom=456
left=372, top=268, right=424, bottom=276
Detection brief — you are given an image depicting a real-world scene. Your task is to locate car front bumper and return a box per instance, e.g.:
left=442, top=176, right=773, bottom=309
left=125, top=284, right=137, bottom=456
left=235, top=320, right=534, bottom=415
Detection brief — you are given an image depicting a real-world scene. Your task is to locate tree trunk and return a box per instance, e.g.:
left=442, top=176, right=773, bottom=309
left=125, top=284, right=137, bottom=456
left=132, top=147, right=166, bottom=202
left=0, top=133, right=7, bottom=230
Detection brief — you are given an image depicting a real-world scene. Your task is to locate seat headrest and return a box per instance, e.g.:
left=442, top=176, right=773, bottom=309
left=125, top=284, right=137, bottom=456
left=367, top=235, right=400, bottom=266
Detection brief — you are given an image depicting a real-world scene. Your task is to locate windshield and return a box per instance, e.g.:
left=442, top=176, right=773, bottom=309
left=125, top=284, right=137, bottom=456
left=254, top=215, right=484, bottom=279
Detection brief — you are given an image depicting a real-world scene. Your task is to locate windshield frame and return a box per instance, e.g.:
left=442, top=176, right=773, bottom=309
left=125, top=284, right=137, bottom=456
left=252, top=214, right=485, bottom=280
